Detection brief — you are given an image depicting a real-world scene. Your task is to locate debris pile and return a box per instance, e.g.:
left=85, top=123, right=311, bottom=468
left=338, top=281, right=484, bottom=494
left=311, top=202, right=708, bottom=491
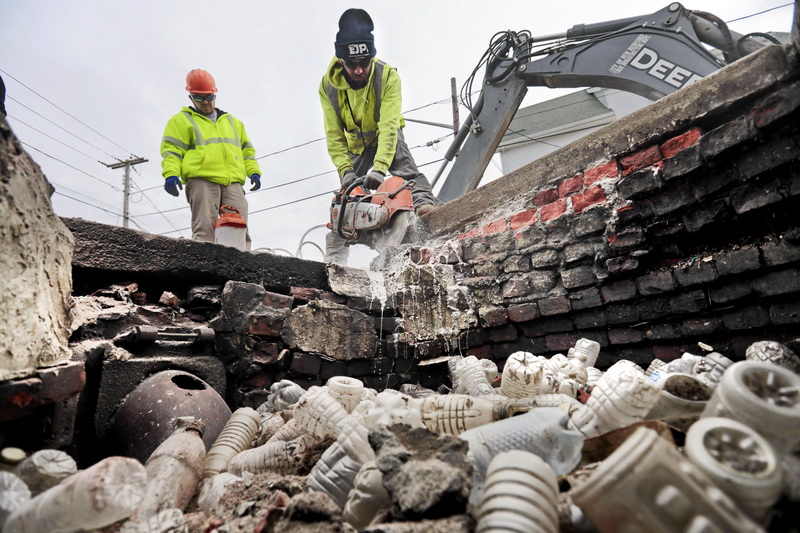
left=2, top=339, right=799, bottom=532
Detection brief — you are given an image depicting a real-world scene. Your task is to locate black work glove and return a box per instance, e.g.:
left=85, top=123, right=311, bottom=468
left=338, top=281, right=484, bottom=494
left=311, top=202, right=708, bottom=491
left=364, top=170, right=385, bottom=190
left=341, top=170, right=358, bottom=190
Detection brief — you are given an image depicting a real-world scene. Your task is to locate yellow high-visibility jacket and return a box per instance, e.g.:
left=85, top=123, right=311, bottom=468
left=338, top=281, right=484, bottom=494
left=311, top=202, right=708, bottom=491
left=319, top=57, right=404, bottom=177
left=160, top=107, right=261, bottom=186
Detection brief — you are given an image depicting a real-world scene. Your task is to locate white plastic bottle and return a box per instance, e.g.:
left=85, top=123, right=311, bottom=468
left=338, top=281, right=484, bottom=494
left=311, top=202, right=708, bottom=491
left=701, top=361, right=800, bottom=459
left=0, top=472, right=30, bottom=526
left=202, top=407, right=261, bottom=478
left=326, top=376, right=365, bottom=414
left=476, top=450, right=559, bottom=533
left=16, top=450, right=77, bottom=496
left=227, top=434, right=312, bottom=476
left=343, top=460, right=390, bottom=529
left=500, top=351, right=544, bottom=399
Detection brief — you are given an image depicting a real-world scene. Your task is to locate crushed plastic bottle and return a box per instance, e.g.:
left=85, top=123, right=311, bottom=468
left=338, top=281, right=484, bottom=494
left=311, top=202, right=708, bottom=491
left=451, top=355, right=498, bottom=397
left=227, top=434, right=313, bottom=476
left=343, top=460, right=390, bottom=529
left=326, top=376, right=365, bottom=414
left=265, top=379, right=306, bottom=412
left=16, top=450, right=77, bottom=496
left=645, top=373, right=713, bottom=432
left=745, top=340, right=800, bottom=373
left=202, top=407, right=261, bottom=479
left=0, top=471, right=30, bottom=526
left=500, top=351, right=544, bottom=399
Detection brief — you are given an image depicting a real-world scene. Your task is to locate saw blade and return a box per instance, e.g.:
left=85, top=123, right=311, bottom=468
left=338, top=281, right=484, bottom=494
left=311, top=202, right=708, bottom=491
left=370, top=210, right=412, bottom=252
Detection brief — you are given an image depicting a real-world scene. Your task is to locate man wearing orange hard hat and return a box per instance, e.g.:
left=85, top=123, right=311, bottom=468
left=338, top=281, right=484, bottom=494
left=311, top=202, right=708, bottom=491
left=160, top=69, right=262, bottom=248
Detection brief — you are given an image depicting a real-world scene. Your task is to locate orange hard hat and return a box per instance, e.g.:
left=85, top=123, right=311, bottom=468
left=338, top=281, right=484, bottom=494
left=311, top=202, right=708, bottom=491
left=185, top=69, right=217, bottom=94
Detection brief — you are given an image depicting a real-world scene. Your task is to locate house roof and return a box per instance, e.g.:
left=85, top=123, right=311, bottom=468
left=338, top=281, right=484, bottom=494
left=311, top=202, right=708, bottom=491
left=499, top=89, right=613, bottom=148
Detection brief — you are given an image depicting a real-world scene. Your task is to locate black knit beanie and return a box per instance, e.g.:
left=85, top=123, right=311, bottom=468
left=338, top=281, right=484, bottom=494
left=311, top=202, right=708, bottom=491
left=334, top=8, right=376, bottom=60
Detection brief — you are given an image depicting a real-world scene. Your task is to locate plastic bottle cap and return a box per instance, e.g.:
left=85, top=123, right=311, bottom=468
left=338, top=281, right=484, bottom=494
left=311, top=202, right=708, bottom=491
left=1, top=447, right=26, bottom=465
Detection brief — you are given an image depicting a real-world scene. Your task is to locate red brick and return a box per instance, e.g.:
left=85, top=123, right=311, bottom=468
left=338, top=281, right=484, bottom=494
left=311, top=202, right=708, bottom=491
left=38, top=361, right=85, bottom=403
left=508, top=303, right=539, bottom=322
left=482, top=218, right=508, bottom=235
left=509, top=209, right=538, bottom=230
left=248, top=315, right=283, bottom=337
left=660, top=128, right=703, bottom=158
left=290, top=287, right=321, bottom=302
left=467, top=345, right=494, bottom=360
left=583, top=160, right=619, bottom=187
left=458, top=227, right=481, bottom=240
left=263, top=291, right=294, bottom=309
left=532, top=188, right=559, bottom=206
left=559, top=175, right=583, bottom=197
left=0, top=378, right=42, bottom=422
left=242, top=371, right=274, bottom=389
left=410, top=247, right=432, bottom=264
left=540, top=198, right=568, bottom=222
left=572, top=185, right=607, bottom=213
left=620, top=146, right=663, bottom=176
left=252, top=341, right=282, bottom=364
left=320, top=292, right=347, bottom=304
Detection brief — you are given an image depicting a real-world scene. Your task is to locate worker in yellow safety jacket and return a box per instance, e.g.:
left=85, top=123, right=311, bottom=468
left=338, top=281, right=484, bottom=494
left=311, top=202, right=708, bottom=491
left=319, top=8, right=437, bottom=265
left=160, top=69, right=262, bottom=248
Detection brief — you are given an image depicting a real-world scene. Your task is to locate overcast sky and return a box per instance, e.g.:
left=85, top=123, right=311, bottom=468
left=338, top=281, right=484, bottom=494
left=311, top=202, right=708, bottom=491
left=1, top=0, right=794, bottom=268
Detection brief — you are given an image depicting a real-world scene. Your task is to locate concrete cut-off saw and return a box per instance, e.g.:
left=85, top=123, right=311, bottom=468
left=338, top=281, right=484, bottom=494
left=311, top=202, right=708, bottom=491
left=328, top=175, right=415, bottom=252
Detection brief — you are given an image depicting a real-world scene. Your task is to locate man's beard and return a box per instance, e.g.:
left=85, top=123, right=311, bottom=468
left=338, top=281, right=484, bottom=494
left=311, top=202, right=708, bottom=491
left=343, top=70, right=368, bottom=90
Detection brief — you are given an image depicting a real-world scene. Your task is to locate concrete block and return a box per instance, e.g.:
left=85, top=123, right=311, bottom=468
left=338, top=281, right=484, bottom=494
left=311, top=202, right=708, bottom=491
left=569, top=287, right=603, bottom=311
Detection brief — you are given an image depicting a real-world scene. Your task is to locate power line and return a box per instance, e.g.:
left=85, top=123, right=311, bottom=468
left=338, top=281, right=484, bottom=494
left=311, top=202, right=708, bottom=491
left=8, top=115, right=102, bottom=162
left=19, top=142, right=122, bottom=191
left=0, top=68, right=139, bottom=159
left=726, top=3, right=794, bottom=24
left=53, top=191, right=124, bottom=218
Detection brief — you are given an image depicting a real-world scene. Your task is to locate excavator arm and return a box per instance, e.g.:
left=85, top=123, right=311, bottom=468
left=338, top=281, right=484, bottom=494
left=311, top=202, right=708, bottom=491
left=434, top=3, right=776, bottom=202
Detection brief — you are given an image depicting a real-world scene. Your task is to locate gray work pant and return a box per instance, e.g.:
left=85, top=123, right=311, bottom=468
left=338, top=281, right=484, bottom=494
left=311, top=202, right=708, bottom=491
left=325, top=130, right=436, bottom=265
left=185, top=178, right=251, bottom=250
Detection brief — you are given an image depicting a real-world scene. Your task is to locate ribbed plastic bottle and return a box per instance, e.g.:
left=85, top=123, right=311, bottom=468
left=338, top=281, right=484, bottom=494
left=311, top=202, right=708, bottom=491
left=692, top=351, right=735, bottom=389
left=307, top=440, right=364, bottom=508
left=570, top=426, right=763, bottom=533
left=543, top=353, right=588, bottom=385
left=267, top=379, right=306, bottom=411
left=569, top=359, right=661, bottom=438
left=293, top=386, right=354, bottom=439
left=686, top=417, right=783, bottom=523
left=459, top=407, right=583, bottom=507
left=419, top=394, right=498, bottom=436
left=701, top=360, right=800, bottom=459
left=476, top=450, right=559, bottom=533
left=327, top=376, right=365, bottom=414
left=4, top=456, right=147, bottom=533
left=266, top=418, right=308, bottom=444
left=745, top=340, right=800, bottom=373
left=16, top=449, right=77, bottom=496
left=452, top=355, right=499, bottom=397
left=570, top=338, right=601, bottom=368
left=201, top=407, right=261, bottom=478
left=227, top=434, right=312, bottom=476
left=0, top=471, right=30, bottom=526
left=134, top=421, right=206, bottom=520
left=343, top=460, right=390, bottom=529
left=500, top=351, right=544, bottom=399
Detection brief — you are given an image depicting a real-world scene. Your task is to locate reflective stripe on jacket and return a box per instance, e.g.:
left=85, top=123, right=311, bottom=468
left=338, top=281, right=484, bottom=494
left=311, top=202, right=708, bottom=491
left=318, top=57, right=404, bottom=177
left=160, top=106, right=261, bottom=186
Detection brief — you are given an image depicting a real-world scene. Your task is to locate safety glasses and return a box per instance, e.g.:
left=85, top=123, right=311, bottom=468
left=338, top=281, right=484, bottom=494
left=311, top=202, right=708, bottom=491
left=342, top=58, right=372, bottom=70
left=190, top=93, right=216, bottom=102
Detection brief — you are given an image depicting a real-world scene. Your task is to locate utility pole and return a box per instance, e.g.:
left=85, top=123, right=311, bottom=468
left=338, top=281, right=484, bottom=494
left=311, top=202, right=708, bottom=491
left=104, top=157, right=148, bottom=228
left=451, top=77, right=460, bottom=134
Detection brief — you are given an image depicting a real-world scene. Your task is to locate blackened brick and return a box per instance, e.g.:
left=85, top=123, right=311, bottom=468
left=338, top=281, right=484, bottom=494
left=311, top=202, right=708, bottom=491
left=699, top=116, right=756, bottom=160
left=462, top=241, right=490, bottom=261
left=564, top=242, right=600, bottom=264
left=638, top=298, right=671, bottom=320
left=508, top=303, right=539, bottom=322
left=347, top=359, right=371, bottom=377
left=488, top=231, right=517, bottom=253
left=751, top=269, right=800, bottom=296
left=502, top=278, right=532, bottom=298
left=574, top=309, right=606, bottom=329
left=617, top=203, right=653, bottom=225
left=682, top=201, right=734, bottom=233
left=419, top=366, right=450, bottom=390
left=736, top=137, right=800, bottom=179
left=636, top=271, right=676, bottom=295
left=617, top=167, right=661, bottom=199
left=601, top=280, right=637, bottom=302
left=769, top=300, right=800, bottom=325
left=730, top=178, right=785, bottom=216
left=529, top=271, right=559, bottom=293
left=649, top=183, right=695, bottom=216
left=693, top=168, right=735, bottom=199
left=514, top=226, right=547, bottom=249
left=722, top=306, right=770, bottom=330
left=574, top=207, right=611, bottom=237
left=502, top=255, right=531, bottom=273
left=569, top=287, right=603, bottom=310
left=467, top=345, right=494, bottom=360
left=644, top=323, right=682, bottom=341
left=669, top=290, right=709, bottom=315
left=608, top=328, right=645, bottom=344
left=519, top=317, right=574, bottom=336
left=680, top=317, right=723, bottom=337
left=538, top=297, right=571, bottom=316
left=609, top=228, right=646, bottom=253
left=545, top=333, right=579, bottom=352
left=370, top=357, right=394, bottom=375
left=661, top=145, right=703, bottom=180
left=464, top=328, right=490, bottom=347
left=751, top=82, right=800, bottom=128
left=252, top=342, right=282, bottom=365
left=715, top=246, right=761, bottom=276
left=393, top=358, right=418, bottom=374
left=709, top=281, right=754, bottom=305
left=529, top=249, right=560, bottom=268
left=479, top=306, right=509, bottom=327
left=561, top=266, right=596, bottom=289
left=289, top=352, right=321, bottom=376
left=415, top=341, right=443, bottom=359
left=375, top=316, right=404, bottom=333
left=762, top=239, right=800, bottom=266
left=490, top=324, right=519, bottom=343
left=320, top=360, right=348, bottom=382
left=605, top=303, right=640, bottom=325
left=606, top=256, right=639, bottom=275
left=263, top=291, right=294, bottom=309
left=495, top=338, right=544, bottom=358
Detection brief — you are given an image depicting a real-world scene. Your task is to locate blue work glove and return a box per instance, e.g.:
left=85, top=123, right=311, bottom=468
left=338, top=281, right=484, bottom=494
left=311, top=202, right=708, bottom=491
left=164, top=176, right=182, bottom=197
left=340, top=170, right=358, bottom=190
left=364, top=169, right=385, bottom=190
left=249, top=173, right=261, bottom=191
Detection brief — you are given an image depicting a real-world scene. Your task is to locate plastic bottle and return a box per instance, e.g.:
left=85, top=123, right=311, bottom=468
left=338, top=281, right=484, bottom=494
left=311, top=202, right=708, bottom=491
left=133, top=421, right=206, bottom=521
left=645, top=373, right=713, bottom=432
left=419, top=394, right=499, bottom=436
left=214, top=205, right=247, bottom=250
left=266, top=418, right=308, bottom=444
left=266, top=379, right=306, bottom=412
left=685, top=417, right=783, bottom=523
left=543, top=353, right=588, bottom=385
left=570, top=338, right=600, bottom=368
left=16, top=450, right=77, bottom=496
left=227, top=434, right=312, bottom=476
left=326, top=376, right=365, bottom=414
left=570, top=426, right=763, bottom=533
left=201, top=407, right=261, bottom=479
left=701, top=361, right=800, bottom=459
left=692, top=351, right=735, bottom=389
left=745, top=340, right=800, bottom=373
left=4, top=456, right=147, bottom=533
left=255, top=411, right=287, bottom=446
left=343, top=460, right=390, bottom=529
left=363, top=389, right=424, bottom=430
left=500, top=351, right=544, bottom=399
left=569, top=359, right=661, bottom=438
left=476, top=450, right=559, bottom=533
left=452, top=355, right=498, bottom=397
left=0, top=471, right=30, bottom=526
left=197, top=472, right=242, bottom=516
left=307, top=440, right=364, bottom=508
left=459, top=408, right=583, bottom=507
left=293, top=386, right=354, bottom=438
left=0, top=447, right=26, bottom=474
